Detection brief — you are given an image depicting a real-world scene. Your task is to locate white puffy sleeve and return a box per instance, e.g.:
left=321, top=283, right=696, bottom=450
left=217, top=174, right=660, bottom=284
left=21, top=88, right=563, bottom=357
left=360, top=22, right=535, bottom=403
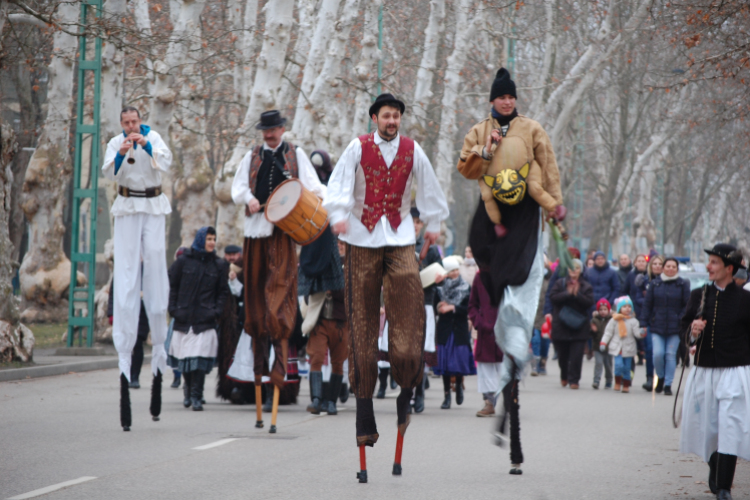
left=101, top=136, right=120, bottom=181
left=413, top=142, right=449, bottom=233
left=296, top=146, right=327, bottom=200
left=323, top=138, right=362, bottom=226
left=231, top=150, right=255, bottom=206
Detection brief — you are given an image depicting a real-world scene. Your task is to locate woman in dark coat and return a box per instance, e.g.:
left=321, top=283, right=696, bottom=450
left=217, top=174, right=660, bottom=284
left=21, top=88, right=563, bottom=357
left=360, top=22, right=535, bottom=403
left=434, top=257, right=475, bottom=409
left=549, top=259, right=595, bottom=389
left=469, top=271, right=503, bottom=417
left=168, top=226, right=230, bottom=411
left=639, top=256, right=690, bottom=395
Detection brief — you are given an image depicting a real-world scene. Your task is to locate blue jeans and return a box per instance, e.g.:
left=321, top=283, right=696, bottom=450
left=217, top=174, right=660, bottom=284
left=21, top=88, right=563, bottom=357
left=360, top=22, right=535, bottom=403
left=531, top=328, right=550, bottom=358
left=614, top=355, right=633, bottom=381
left=644, top=330, right=654, bottom=378
left=651, top=333, right=680, bottom=386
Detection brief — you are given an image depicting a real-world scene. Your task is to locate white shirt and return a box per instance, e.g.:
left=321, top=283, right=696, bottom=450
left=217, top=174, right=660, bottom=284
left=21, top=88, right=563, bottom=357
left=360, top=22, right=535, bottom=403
left=323, top=133, right=449, bottom=248
left=231, top=142, right=326, bottom=238
left=102, top=129, right=173, bottom=217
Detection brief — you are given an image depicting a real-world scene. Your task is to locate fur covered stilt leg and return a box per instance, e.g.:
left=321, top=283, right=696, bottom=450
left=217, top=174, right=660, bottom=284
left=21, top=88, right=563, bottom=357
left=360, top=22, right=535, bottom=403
left=120, top=373, right=132, bottom=431
left=269, top=385, right=280, bottom=434
left=150, top=370, right=162, bottom=421
left=255, top=383, right=264, bottom=428
left=357, top=444, right=368, bottom=483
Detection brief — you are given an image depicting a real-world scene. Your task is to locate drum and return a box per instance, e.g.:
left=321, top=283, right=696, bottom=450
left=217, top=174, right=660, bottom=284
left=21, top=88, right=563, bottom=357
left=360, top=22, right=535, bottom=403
left=264, top=179, right=329, bottom=245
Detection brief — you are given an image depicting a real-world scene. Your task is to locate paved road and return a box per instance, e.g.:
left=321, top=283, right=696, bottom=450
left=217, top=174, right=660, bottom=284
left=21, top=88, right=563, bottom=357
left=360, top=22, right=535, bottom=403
left=1, top=357, right=747, bottom=499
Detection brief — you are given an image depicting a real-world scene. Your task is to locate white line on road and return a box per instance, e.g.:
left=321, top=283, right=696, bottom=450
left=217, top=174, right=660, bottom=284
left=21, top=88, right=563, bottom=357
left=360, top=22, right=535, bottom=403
left=8, top=476, right=97, bottom=500
left=192, top=438, right=239, bottom=451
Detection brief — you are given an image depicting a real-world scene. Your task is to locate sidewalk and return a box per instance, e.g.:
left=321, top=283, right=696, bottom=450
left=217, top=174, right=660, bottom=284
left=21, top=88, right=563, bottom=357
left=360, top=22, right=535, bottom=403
left=0, top=347, right=151, bottom=383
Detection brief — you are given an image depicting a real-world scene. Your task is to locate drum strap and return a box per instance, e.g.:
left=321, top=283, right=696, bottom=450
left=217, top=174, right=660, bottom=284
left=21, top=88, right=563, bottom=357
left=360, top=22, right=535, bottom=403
left=247, top=142, right=299, bottom=216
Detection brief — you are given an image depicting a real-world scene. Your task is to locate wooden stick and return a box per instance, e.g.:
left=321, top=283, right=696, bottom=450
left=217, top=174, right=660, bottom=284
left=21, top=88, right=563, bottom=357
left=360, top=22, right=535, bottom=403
left=255, top=384, right=263, bottom=428
left=357, top=444, right=368, bottom=483
left=269, top=385, right=280, bottom=433
left=393, top=430, right=404, bottom=475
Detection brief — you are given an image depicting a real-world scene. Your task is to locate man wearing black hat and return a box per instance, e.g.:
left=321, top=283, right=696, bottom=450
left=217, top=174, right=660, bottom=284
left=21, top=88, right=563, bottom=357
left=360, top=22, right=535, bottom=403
left=231, top=110, right=326, bottom=431
left=680, top=244, right=750, bottom=500
left=324, top=93, right=449, bottom=481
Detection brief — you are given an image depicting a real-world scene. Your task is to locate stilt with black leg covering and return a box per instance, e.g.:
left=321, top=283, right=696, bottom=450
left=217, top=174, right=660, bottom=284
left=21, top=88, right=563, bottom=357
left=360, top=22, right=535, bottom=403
left=120, top=374, right=131, bottom=431
left=497, top=377, right=523, bottom=475
left=716, top=453, right=737, bottom=500
left=357, top=445, right=368, bottom=483
left=150, top=370, right=162, bottom=421
left=393, top=388, right=413, bottom=475
left=254, top=382, right=264, bottom=428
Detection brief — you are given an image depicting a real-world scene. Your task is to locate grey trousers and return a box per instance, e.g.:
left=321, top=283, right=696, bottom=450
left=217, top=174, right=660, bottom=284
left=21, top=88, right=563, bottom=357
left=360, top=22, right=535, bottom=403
left=593, top=351, right=613, bottom=385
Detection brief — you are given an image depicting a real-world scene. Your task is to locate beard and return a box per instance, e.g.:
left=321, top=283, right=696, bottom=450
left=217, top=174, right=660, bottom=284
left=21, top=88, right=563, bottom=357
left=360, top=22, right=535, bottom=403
left=378, top=123, right=399, bottom=140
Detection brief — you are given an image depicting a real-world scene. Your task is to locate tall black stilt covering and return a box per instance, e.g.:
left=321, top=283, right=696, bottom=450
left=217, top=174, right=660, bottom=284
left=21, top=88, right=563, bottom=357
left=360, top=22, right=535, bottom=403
left=120, top=373, right=132, bottom=431
left=502, top=379, right=523, bottom=471
left=150, top=370, right=162, bottom=421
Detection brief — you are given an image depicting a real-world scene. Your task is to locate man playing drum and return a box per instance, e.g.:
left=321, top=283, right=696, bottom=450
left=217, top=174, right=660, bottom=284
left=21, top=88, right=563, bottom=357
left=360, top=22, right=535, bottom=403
left=231, top=110, right=326, bottom=432
left=324, top=93, right=449, bottom=482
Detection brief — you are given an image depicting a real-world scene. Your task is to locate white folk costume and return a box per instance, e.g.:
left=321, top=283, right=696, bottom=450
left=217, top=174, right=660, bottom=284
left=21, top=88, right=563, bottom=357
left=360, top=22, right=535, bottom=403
left=323, top=94, right=449, bottom=482
left=679, top=244, right=750, bottom=500
left=102, top=124, right=172, bottom=431
left=231, top=110, right=325, bottom=432
left=457, top=69, right=564, bottom=475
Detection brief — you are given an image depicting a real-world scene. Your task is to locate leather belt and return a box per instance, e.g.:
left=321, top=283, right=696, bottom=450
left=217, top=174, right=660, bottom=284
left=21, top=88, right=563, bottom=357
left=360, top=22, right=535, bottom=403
left=118, top=186, right=162, bottom=198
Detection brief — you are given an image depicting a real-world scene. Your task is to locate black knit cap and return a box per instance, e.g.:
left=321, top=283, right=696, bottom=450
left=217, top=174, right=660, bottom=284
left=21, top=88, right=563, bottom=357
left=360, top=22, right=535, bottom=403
left=490, top=68, right=517, bottom=101
left=369, top=93, right=406, bottom=118
left=704, top=243, right=746, bottom=274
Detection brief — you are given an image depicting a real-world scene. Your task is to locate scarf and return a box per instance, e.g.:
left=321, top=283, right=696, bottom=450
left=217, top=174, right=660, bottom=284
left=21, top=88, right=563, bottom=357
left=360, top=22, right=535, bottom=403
left=660, top=273, right=679, bottom=282
left=612, top=312, right=631, bottom=338
left=491, top=108, right=518, bottom=127
left=191, top=226, right=216, bottom=258
left=437, top=275, right=470, bottom=307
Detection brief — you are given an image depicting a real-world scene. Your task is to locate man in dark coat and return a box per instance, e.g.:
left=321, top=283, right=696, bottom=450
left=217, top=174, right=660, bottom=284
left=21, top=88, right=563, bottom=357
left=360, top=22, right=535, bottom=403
left=616, top=254, right=633, bottom=293
left=585, top=251, right=620, bottom=309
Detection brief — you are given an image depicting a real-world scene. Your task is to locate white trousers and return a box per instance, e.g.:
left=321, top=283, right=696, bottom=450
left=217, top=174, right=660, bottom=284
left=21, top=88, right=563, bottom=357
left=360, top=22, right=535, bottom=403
left=113, top=213, right=169, bottom=380
left=476, top=362, right=503, bottom=394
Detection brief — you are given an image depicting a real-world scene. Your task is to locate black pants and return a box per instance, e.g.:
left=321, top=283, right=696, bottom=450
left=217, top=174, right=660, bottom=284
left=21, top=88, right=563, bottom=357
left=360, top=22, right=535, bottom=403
left=553, top=340, right=586, bottom=385
left=131, top=338, right=144, bottom=383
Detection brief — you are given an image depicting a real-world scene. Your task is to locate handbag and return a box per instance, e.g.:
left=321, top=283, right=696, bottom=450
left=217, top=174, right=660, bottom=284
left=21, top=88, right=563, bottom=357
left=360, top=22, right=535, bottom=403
left=559, top=305, right=588, bottom=330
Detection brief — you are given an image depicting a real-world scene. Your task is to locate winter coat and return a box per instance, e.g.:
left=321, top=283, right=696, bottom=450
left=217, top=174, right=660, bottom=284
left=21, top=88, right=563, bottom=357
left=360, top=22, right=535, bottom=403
left=435, top=285, right=471, bottom=347
left=601, top=316, right=644, bottom=357
left=616, top=264, right=633, bottom=293
left=590, top=313, right=612, bottom=347
left=640, top=275, right=691, bottom=337
left=543, top=269, right=589, bottom=316
left=585, top=263, right=621, bottom=308
left=549, top=278, right=595, bottom=341
left=468, top=273, right=503, bottom=363
left=168, top=248, right=230, bottom=334
left=624, top=269, right=648, bottom=319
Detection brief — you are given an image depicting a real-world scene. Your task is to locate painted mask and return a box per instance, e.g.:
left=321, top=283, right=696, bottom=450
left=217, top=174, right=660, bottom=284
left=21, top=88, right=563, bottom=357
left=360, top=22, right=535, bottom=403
left=483, top=162, right=529, bottom=205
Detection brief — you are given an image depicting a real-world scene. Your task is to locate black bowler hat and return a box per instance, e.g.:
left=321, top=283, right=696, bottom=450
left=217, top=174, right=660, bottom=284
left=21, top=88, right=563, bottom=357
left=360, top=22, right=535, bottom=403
left=224, top=244, right=242, bottom=254
left=256, top=110, right=287, bottom=130
left=369, top=93, right=406, bottom=118
left=704, top=243, right=746, bottom=273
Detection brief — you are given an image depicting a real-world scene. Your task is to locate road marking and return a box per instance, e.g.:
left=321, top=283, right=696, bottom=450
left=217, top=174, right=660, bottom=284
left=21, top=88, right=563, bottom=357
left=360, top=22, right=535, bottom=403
left=192, top=438, right=239, bottom=450
left=8, top=476, right=97, bottom=499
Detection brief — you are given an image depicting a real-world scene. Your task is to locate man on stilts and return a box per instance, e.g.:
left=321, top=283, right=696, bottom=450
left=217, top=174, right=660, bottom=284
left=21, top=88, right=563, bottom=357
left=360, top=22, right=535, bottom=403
left=457, top=69, right=565, bottom=474
left=102, top=106, right=172, bottom=431
left=681, top=244, right=750, bottom=500
left=324, top=93, right=449, bottom=482
left=231, top=110, right=326, bottom=433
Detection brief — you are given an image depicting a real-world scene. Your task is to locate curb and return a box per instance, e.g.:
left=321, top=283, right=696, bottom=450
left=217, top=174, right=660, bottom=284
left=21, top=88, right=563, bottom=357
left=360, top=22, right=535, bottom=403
left=0, top=355, right=152, bottom=383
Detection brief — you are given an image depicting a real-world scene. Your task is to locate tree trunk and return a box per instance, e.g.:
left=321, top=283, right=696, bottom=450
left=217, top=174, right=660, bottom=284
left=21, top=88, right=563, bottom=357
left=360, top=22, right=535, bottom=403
left=351, top=0, right=381, bottom=138
left=18, top=0, right=79, bottom=323
left=410, top=0, right=445, bottom=141
left=228, top=0, right=259, bottom=106
left=215, top=0, right=295, bottom=249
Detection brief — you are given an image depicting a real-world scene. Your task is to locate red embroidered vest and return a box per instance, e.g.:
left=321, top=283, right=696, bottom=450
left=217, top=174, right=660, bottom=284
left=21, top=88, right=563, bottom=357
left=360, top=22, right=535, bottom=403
left=358, top=133, right=415, bottom=232
left=246, top=142, right=298, bottom=216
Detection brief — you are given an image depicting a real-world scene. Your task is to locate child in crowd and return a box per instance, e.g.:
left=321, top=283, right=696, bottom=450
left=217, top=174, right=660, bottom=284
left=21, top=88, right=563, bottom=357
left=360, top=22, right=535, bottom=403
left=590, top=298, right=613, bottom=389
left=599, top=297, right=644, bottom=393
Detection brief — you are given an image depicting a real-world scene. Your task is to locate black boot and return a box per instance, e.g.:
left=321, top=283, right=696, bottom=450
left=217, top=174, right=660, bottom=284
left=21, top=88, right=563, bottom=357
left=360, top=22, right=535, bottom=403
left=191, top=371, right=205, bottom=411
left=171, top=370, right=181, bottom=389
left=655, top=379, right=664, bottom=393
left=390, top=372, right=397, bottom=390
left=441, top=375, right=451, bottom=409
left=663, top=385, right=672, bottom=396
left=413, top=377, right=425, bottom=413
left=716, top=453, right=737, bottom=500
left=120, top=374, right=132, bottom=431
left=263, top=384, right=274, bottom=413
left=709, top=452, right=719, bottom=494
left=150, top=370, right=162, bottom=421
left=339, top=381, right=349, bottom=403
left=326, top=374, right=343, bottom=415
left=455, top=375, right=464, bottom=405
left=376, top=367, right=389, bottom=399
left=307, top=371, right=323, bottom=414
left=182, top=372, right=192, bottom=408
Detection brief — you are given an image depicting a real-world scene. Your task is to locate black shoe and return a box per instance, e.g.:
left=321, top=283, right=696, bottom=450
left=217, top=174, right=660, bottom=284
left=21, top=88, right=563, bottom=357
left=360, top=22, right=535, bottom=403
left=326, top=374, right=343, bottom=415
left=376, top=384, right=386, bottom=399
left=642, top=377, right=653, bottom=391
left=182, top=372, right=192, bottom=408
left=307, top=372, right=323, bottom=414
left=339, top=383, right=349, bottom=404
left=170, top=373, right=181, bottom=389
left=129, top=380, right=140, bottom=389
left=440, top=392, right=451, bottom=409
left=191, top=371, right=205, bottom=411
left=663, top=385, right=672, bottom=396
left=655, top=379, right=664, bottom=393
left=717, top=490, right=733, bottom=500
left=455, top=380, right=464, bottom=406
left=376, top=368, right=388, bottom=399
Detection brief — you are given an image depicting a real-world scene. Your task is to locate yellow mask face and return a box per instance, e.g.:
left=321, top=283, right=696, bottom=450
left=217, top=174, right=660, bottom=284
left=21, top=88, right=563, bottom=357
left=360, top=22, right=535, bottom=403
left=483, top=163, right=529, bottom=205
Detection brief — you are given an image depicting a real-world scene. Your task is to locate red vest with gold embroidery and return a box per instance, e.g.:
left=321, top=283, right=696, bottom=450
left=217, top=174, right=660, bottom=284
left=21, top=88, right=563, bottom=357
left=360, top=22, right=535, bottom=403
left=358, top=133, right=415, bottom=232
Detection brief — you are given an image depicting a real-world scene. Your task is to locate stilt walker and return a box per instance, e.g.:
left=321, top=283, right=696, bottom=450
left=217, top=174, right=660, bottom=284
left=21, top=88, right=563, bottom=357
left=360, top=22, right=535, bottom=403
left=457, top=69, right=566, bottom=474
left=324, top=93, right=449, bottom=481
left=680, top=244, right=750, bottom=500
left=231, top=110, right=326, bottom=433
left=102, top=106, right=172, bottom=431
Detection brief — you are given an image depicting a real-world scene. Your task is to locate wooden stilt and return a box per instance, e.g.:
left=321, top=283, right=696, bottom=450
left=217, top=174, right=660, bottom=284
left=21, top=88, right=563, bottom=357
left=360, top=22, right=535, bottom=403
left=269, top=385, right=280, bottom=433
left=392, top=430, right=404, bottom=475
left=255, top=384, right=264, bottom=428
left=357, top=444, right=367, bottom=483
